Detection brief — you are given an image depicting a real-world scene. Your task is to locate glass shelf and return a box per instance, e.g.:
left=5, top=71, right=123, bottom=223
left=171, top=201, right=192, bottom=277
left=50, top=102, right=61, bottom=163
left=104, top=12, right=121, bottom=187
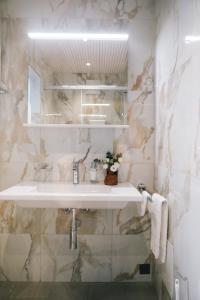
left=23, top=123, right=129, bottom=129
left=45, top=85, right=127, bottom=91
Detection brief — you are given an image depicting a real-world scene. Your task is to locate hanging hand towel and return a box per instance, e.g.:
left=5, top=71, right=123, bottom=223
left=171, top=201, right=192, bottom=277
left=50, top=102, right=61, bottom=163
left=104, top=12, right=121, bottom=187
left=158, top=195, right=168, bottom=263
left=148, top=193, right=168, bottom=263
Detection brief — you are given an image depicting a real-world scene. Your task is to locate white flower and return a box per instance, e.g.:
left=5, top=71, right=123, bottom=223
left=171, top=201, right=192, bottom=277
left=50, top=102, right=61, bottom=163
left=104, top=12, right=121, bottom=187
left=118, top=157, right=123, bottom=163
left=114, top=162, right=120, bottom=169
left=106, top=158, right=110, bottom=162
left=103, top=164, right=109, bottom=170
left=110, top=165, right=117, bottom=172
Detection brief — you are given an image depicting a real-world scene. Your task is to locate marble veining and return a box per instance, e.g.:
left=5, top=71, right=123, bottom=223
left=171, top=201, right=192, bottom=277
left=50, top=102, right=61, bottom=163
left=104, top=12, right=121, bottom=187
left=155, top=0, right=200, bottom=299
left=0, top=0, right=155, bottom=284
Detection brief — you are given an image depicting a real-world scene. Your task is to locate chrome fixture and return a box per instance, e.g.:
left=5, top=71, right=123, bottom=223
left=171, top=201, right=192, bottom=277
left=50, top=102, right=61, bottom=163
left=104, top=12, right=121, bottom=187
left=137, top=183, right=152, bottom=202
left=64, top=208, right=79, bottom=250
left=137, top=183, right=147, bottom=193
left=73, top=160, right=79, bottom=184
left=70, top=208, right=78, bottom=250
left=64, top=208, right=89, bottom=250
left=72, top=146, right=91, bottom=185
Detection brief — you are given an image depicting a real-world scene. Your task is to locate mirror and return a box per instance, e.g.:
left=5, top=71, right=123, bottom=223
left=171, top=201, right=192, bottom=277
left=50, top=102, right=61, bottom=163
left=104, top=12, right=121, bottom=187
left=28, top=34, right=128, bottom=126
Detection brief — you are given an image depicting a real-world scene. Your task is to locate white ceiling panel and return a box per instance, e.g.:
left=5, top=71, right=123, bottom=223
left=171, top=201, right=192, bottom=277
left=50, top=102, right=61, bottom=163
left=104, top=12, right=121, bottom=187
left=35, top=39, right=128, bottom=74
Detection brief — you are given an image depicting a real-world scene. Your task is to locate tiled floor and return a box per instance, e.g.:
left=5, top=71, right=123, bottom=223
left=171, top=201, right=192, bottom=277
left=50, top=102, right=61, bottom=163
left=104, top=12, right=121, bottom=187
left=0, top=282, right=157, bottom=300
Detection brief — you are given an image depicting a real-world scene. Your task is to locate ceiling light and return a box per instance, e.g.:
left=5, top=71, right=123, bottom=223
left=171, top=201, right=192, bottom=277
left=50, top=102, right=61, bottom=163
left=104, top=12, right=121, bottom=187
left=28, top=32, right=129, bottom=41
left=86, top=62, right=91, bottom=67
left=185, top=36, right=200, bottom=43
left=81, top=103, right=110, bottom=107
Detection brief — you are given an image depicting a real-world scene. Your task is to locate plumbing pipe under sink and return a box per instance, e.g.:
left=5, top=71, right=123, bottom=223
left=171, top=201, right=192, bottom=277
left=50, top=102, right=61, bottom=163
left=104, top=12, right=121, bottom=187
left=70, top=208, right=78, bottom=250
left=65, top=208, right=80, bottom=250
left=66, top=208, right=92, bottom=250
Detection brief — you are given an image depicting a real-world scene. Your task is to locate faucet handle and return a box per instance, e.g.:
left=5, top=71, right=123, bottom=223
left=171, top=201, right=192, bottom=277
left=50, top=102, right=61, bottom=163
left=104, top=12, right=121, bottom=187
left=73, top=159, right=79, bottom=169
left=73, top=160, right=76, bottom=169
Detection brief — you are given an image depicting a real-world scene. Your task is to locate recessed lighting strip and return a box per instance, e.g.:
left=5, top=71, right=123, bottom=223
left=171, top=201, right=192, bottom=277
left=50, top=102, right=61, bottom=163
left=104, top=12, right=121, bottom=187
left=28, top=32, right=129, bottom=41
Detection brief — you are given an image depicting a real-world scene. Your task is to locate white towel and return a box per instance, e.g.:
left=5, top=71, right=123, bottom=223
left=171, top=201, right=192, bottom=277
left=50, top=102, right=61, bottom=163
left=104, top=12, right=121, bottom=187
left=138, top=190, right=151, bottom=216
left=148, top=193, right=168, bottom=263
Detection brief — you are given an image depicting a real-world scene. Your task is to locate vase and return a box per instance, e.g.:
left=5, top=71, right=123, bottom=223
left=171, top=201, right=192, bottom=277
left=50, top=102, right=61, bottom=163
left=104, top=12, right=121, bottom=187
left=104, top=170, right=118, bottom=186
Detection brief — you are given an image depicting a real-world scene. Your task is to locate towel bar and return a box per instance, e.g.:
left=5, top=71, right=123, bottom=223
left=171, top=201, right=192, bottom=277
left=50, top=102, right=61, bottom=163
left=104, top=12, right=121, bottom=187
left=137, top=183, right=153, bottom=202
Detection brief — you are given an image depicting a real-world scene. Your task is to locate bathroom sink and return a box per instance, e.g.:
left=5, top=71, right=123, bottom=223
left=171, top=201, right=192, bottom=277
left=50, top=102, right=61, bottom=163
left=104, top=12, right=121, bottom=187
left=36, top=183, right=111, bottom=194
left=0, top=182, right=143, bottom=209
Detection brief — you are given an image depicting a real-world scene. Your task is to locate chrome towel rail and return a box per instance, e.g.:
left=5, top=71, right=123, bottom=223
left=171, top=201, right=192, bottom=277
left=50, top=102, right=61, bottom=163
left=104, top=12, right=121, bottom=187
left=137, top=183, right=153, bottom=202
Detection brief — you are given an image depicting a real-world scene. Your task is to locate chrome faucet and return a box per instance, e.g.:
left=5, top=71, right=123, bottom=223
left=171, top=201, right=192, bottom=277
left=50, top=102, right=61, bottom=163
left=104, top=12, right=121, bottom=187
left=73, top=160, right=79, bottom=184
left=72, top=146, right=91, bottom=185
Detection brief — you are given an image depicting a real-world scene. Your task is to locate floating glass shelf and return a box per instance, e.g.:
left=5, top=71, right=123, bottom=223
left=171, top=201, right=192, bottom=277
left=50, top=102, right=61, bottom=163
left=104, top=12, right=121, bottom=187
left=44, top=85, right=128, bottom=91
left=23, top=123, right=129, bottom=129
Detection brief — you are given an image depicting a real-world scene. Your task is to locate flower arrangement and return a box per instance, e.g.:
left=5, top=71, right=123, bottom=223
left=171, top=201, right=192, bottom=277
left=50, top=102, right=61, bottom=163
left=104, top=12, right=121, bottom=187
left=92, top=152, right=122, bottom=185
left=102, top=152, right=122, bottom=173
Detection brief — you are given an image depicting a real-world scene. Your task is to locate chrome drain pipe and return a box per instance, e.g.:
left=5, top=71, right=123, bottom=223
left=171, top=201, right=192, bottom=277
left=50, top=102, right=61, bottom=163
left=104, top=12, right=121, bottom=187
left=64, top=208, right=89, bottom=250
left=70, top=208, right=78, bottom=250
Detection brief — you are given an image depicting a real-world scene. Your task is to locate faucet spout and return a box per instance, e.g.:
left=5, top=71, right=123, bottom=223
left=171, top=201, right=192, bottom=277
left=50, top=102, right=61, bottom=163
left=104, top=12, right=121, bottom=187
left=72, top=146, right=91, bottom=185
left=73, top=160, right=79, bottom=184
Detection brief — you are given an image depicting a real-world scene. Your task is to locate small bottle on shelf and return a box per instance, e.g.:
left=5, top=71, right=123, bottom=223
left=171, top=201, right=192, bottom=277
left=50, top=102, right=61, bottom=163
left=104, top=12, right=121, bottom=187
left=90, top=161, right=97, bottom=183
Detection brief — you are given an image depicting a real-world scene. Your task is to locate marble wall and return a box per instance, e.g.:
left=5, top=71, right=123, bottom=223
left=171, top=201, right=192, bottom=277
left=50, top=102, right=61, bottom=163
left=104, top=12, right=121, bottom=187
left=0, top=0, right=155, bottom=282
left=155, top=0, right=200, bottom=299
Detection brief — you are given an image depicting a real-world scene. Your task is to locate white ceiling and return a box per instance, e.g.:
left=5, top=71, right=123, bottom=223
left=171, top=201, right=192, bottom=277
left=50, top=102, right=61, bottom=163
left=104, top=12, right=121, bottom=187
left=35, top=40, right=128, bottom=74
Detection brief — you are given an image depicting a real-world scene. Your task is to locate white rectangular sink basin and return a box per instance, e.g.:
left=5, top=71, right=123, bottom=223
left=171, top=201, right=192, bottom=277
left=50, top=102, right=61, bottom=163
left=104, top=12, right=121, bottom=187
left=0, top=182, right=143, bottom=209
